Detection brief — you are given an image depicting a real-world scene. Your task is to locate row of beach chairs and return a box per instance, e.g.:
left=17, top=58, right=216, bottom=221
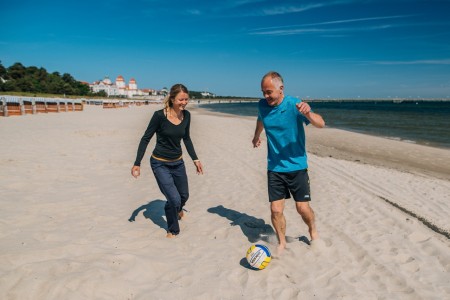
left=102, top=101, right=130, bottom=109
left=102, top=100, right=155, bottom=109
left=0, top=96, right=83, bottom=117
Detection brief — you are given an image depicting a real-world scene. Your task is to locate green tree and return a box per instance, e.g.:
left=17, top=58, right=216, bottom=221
left=0, top=61, right=7, bottom=78
left=3, top=80, right=18, bottom=91
left=8, top=62, right=26, bottom=80
left=16, top=78, right=34, bottom=92
left=62, top=73, right=75, bottom=84
left=94, top=90, right=107, bottom=97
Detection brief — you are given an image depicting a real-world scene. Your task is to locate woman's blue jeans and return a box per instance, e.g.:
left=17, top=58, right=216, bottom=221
left=150, top=157, right=189, bottom=235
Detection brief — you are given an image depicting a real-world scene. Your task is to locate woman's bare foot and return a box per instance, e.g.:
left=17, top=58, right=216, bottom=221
left=166, top=232, right=177, bottom=238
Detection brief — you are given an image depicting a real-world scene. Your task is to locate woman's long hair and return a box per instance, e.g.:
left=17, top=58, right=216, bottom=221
left=163, top=84, right=189, bottom=110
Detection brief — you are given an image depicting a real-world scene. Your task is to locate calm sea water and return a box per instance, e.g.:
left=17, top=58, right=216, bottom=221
left=199, top=100, right=450, bottom=149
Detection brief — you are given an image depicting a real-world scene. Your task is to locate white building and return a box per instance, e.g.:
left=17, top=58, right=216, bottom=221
left=201, top=91, right=216, bottom=98
left=90, top=75, right=147, bottom=98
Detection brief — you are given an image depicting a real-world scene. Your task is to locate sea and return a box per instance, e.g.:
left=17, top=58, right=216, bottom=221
left=199, top=100, right=450, bottom=149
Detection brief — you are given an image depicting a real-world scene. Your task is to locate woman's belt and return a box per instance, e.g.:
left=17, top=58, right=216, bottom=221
left=151, top=154, right=183, bottom=162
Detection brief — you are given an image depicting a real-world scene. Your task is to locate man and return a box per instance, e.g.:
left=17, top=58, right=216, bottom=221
left=252, top=71, right=325, bottom=253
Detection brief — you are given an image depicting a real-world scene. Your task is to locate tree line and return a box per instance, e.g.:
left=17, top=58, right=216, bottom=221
left=0, top=61, right=106, bottom=97
left=0, top=61, right=256, bottom=99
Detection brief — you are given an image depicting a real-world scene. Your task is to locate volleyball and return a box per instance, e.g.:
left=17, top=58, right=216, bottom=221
left=246, top=244, right=271, bottom=270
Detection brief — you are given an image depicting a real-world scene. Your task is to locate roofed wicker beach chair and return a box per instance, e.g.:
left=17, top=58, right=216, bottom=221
left=74, top=99, right=83, bottom=111
left=35, top=98, right=48, bottom=113
left=23, top=98, right=35, bottom=114
left=59, top=100, right=68, bottom=112
left=46, top=99, right=59, bottom=113
left=4, top=97, right=23, bottom=116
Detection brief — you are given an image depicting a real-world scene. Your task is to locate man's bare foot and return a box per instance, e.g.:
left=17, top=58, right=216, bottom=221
left=166, top=232, right=177, bottom=238
left=178, top=210, right=185, bottom=220
left=273, top=243, right=286, bottom=258
left=310, top=228, right=319, bottom=241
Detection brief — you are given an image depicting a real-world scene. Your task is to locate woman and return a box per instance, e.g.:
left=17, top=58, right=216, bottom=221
left=131, top=84, right=203, bottom=238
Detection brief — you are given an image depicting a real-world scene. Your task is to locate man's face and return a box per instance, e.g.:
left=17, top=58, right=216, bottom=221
left=261, top=77, right=283, bottom=106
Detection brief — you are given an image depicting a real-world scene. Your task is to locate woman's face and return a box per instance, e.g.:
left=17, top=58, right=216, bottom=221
left=172, top=92, right=189, bottom=110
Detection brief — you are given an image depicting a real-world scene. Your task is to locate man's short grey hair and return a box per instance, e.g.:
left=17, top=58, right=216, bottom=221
left=262, top=71, right=284, bottom=89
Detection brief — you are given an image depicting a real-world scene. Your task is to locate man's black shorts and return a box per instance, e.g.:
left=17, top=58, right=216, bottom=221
left=267, top=169, right=311, bottom=202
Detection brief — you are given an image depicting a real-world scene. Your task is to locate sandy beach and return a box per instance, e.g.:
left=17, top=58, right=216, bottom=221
left=1, top=104, right=449, bottom=299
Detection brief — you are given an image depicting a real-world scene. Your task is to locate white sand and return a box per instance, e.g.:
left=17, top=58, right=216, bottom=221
left=1, top=105, right=449, bottom=299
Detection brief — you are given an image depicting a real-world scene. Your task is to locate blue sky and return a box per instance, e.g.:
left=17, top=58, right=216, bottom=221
left=1, top=0, right=450, bottom=98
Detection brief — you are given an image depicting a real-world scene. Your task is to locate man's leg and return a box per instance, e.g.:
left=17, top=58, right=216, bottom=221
left=270, top=199, right=286, bottom=253
left=295, top=202, right=318, bottom=241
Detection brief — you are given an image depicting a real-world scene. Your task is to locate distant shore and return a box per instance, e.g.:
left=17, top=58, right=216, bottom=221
left=194, top=98, right=450, bottom=103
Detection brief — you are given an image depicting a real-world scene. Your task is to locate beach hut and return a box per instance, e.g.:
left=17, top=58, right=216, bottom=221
left=2, top=96, right=23, bottom=116
left=35, top=98, right=48, bottom=113
left=59, top=99, right=68, bottom=112
left=46, top=99, right=59, bottom=113
left=0, top=97, right=5, bottom=116
left=22, top=98, right=35, bottom=114
left=74, top=99, right=83, bottom=111
left=103, top=100, right=115, bottom=108
left=66, top=100, right=75, bottom=111
left=86, top=99, right=102, bottom=106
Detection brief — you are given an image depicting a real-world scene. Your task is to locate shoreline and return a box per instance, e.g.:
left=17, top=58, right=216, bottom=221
left=201, top=101, right=450, bottom=150
left=190, top=104, right=450, bottom=181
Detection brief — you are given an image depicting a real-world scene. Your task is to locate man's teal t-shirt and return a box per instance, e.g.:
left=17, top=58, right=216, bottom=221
left=258, top=95, right=310, bottom=172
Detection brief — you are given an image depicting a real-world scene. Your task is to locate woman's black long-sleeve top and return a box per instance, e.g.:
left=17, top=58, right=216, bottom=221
left=133, top=109, right=198, bottom=166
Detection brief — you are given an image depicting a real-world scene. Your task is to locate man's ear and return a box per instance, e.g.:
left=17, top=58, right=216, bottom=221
left=280, top=85, right=284, bottom=92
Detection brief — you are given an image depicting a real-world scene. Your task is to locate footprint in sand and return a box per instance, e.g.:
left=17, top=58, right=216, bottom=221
left=310, top=239, right=329, bottom=253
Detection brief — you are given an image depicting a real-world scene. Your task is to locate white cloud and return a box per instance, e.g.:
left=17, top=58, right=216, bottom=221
left=248, top=15, right=411, bottom=35
left=374, top=59, right=450, bottom=65
left=259, top=3, right=324, bottom=16
left=249, top=24, right=394, bottom=36
left=186, top=9, right=202, bottom=15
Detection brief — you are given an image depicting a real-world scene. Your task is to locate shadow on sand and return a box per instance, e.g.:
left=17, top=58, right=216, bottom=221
left=207, top=205, right=276, bottom=243
left=208, top=205, right=311, bottom=246
left=129, top=199, right=167, bottom=230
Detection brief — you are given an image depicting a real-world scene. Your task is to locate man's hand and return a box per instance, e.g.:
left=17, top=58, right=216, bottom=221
left=296, top=102, right=326, bottom=128
left=252, top=136, right=261, bottom=148
left=296, top=102, right=311, bottom=115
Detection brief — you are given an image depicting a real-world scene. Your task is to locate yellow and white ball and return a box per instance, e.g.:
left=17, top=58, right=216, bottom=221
left=246, top=244, right=271, bottom=270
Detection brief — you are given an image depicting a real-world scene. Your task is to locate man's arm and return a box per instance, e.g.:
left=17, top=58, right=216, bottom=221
left=296, top=102, right=325, bottom=128
left=252, top=119, right=264, bottom=147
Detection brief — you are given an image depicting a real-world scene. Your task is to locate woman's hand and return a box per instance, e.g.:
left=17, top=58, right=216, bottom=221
left=131, top=165, right=140, bottom=178
left=194, top=160, right=204, bottom=175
